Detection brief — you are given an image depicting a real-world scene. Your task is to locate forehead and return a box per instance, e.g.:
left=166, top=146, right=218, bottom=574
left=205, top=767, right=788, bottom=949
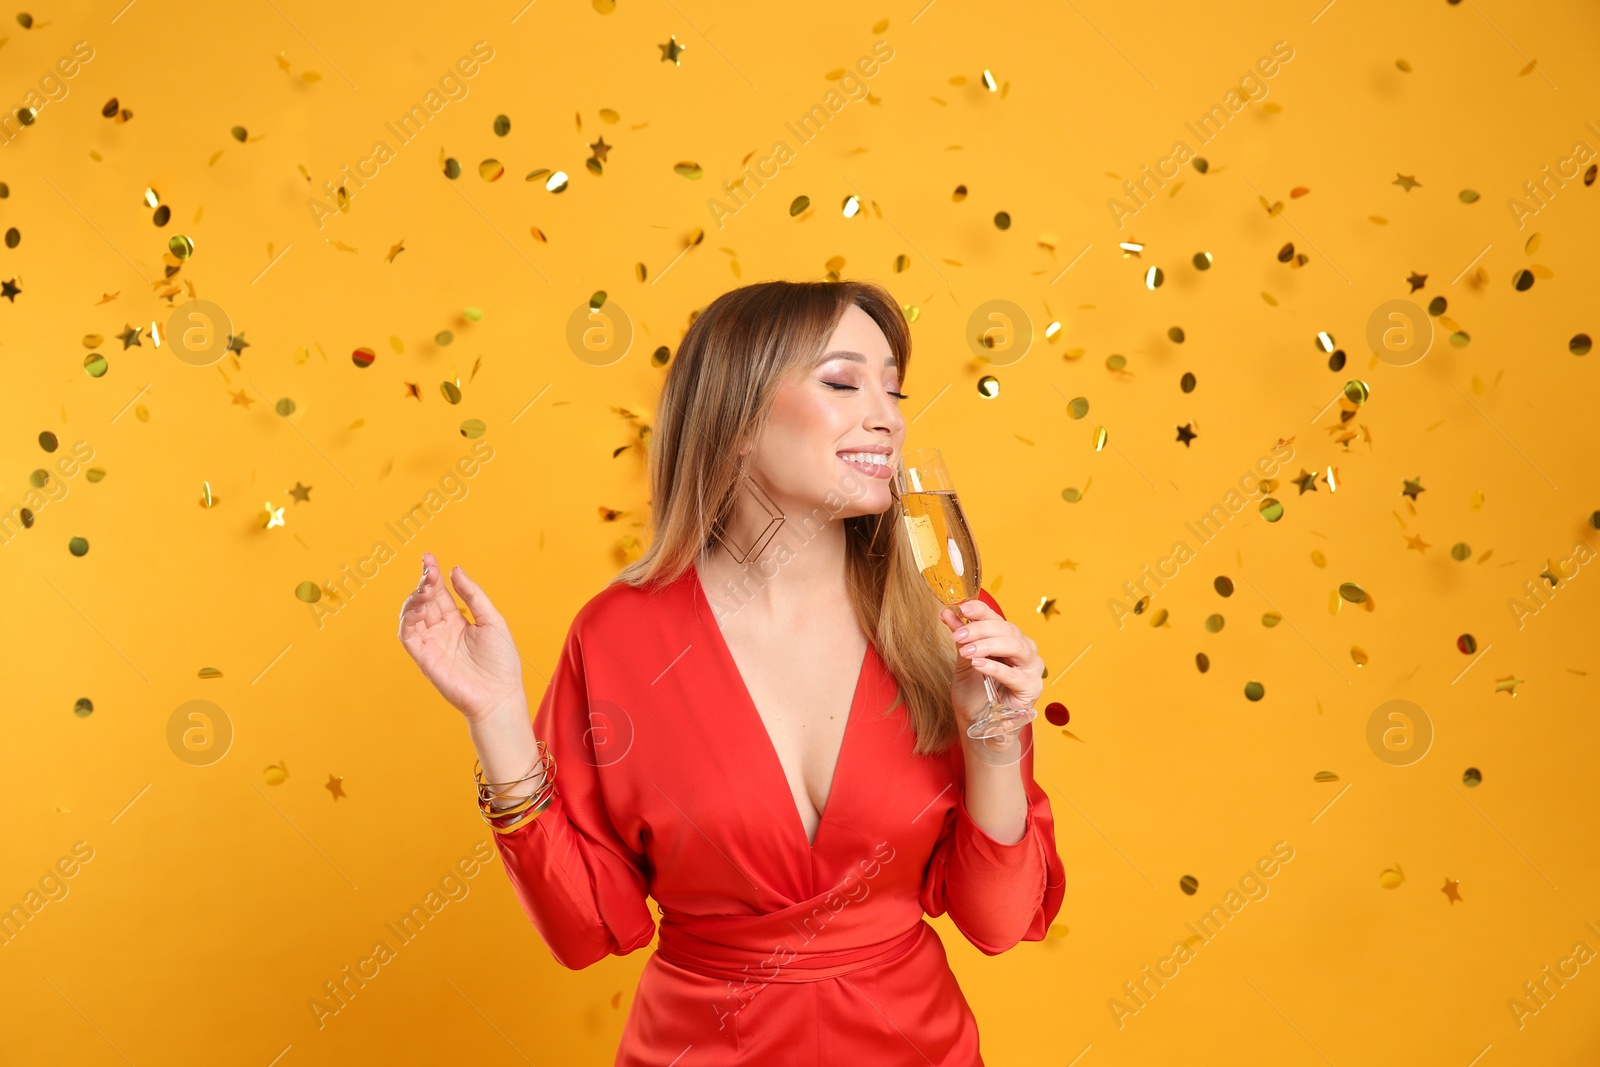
left=819, top=305, right=897, bottom=367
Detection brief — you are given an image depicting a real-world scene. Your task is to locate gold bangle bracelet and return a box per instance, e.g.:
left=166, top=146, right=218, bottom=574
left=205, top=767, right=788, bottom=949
left=486, top=790, right=554, bottom=833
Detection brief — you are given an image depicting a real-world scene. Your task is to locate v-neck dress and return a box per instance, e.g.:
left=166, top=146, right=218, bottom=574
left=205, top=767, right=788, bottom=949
left=489, top=566, right=1067, bottom=1066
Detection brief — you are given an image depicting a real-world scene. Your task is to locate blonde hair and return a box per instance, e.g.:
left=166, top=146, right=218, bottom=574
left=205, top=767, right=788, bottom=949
left=612, top=279, right=962, bottom=754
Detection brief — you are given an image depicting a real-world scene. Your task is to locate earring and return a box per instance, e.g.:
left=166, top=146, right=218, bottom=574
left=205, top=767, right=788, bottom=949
left=712, top=457, right=786, bottom=564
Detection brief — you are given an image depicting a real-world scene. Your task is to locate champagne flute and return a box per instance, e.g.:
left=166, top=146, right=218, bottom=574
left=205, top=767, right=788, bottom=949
left=897, top=446, right=1038, bottom=740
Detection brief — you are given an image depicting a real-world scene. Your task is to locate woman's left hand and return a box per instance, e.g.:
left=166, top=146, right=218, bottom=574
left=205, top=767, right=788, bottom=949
left=941, top=599, right=1044, bottom=736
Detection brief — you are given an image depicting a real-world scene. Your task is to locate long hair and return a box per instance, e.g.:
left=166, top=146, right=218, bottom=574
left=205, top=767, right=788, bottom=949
left=612, top=279, right=962, bottom=754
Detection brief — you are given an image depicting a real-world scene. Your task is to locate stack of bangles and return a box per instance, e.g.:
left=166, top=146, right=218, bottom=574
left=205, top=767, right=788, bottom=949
left=474, top=741, right=557, bottom=834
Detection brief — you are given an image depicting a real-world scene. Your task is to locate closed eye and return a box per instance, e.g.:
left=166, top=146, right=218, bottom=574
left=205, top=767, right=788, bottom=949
left=826, top=381, right=910, bottom=400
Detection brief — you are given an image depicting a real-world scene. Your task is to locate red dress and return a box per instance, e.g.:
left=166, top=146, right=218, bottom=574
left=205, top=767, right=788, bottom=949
left=491, top=565, right=1066, bottom=1065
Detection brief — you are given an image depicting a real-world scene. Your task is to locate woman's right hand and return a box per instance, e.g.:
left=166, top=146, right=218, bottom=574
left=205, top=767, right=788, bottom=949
left=397, top=551, right=525, bottom=724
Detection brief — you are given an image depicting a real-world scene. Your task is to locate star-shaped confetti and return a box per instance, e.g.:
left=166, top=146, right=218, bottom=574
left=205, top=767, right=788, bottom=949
left=1404, top=533, right=1431, bottom=554
left=1406, top=271, right=1427, bottom=292
left=1294, top=469, right=1319, bottom=494
left=1, top=278, right=21, bottom=302
left=288, top=482, right=312, bottom=503
left=1402, top=477, right=1425, bottom=501
left=229, top=389, right=255, bottom=407
left=1176, top=423, right=1198, bottom=447
left=325, top=773, right=346, bottom=800
left=658, top=35, right=687, bottom=64
left=260, top=502, right=285, bottom=529
left=589, top=136, right=612, bottom=163
left=386, top=239, right=406, bottom=263
left=1494, top=675, right=1523, bottom=696
left=1539, top=561, right=1561, bottom=588
left=1036, top=596, right=1058, bottom=620
left=118, top=322, right=144, bottom=348
left=1057, top=557, right=1079, bottom=571
left=403, top=381, right=421, bottom=400
left=1441, top=878, right=1462, bottom=904
left=1393, top=173, right=1421, bottom=192
left=227, top=332, right=250, bottom=355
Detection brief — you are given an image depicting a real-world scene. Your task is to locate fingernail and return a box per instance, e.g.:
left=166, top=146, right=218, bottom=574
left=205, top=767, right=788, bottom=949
left=953, top=627, right=969, bottom=640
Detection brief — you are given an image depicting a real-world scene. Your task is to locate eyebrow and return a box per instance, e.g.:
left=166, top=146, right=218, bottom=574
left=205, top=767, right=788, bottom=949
left=821, top=349, right=899, bottom=368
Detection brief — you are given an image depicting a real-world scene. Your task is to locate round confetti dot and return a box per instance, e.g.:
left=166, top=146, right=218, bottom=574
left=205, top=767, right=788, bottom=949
left=68, top=536, right=89, bottom=556
left=1571, top=333, right=1592, bottom=356
left=295, top=581, right=322, bottom=603
left=1191, top=251, right=1213, bottom=270
left=74, top=698, right=93, bottom=718
left=652, top=345, right=671, bottom=367
left=1179, top=875, right=1199, bottom=895
left=1195, top=652, right=1210, bottom=673
left=263, top=762, right=288, bottom=786
left=84, top=353, right=108, bottom=377
left=1105, top=354, right=1126, bottom=371
left=464, top=307, right=484, bottom=322
left=1244, top=681, right=1265, bottom=701
left=441, top=381, right=463, bottom=404
left=1379, top=867, right=1404, bottom=889
left=493, top=114, right=511, bottom=136
left=1259, top=498, right=1284, bottom=522
left=1044, top=702, right=1070, bottom=726
left=1451, top=542, right=1472, bottom=561
left=1458, top=189, right=1479, bottom=203
left=275, top=398, right=296, bottom=417
left=352, top=346, right=376, bottom=368
left=1463, top=767, right=1482, bottom=787
left=1327, top=349, right=1347, bottom=372
left=977, top=376, right=1000, bottom=398
left=1204, top=614, right=1225, bottom=633
left=1427, top=296, right=1447, bottom=316
left=1213, top=576, right=1234, bottom=597
left=37, top=432, right=56, bottom=452
left=168, top=234, right=195, bottom=258
left=460, top=419, right=487, bottom=439
left=152, top=205, right=170, bottom=226
left=993, top=211, right=1011, bottom=230
left=436, top=330, right=455, bottom=346
left=443, top=157, right=461, bottom=179
left=1192, top=158, right=1209, bottom=173
left=1144, top=266, right=1164, bottom=289
left=29, top=469, right=48, bottom=489
left=1339, top=582, right=1368, bottom=603
left=1167, top=326, right=1185, bottom=343
left=1512, top=269, right=1534, bottom=291
left=1351, top=646, right=1369, bottom=666
left=1180, top=371, right=1196, bottom=392
left=1261, top=612, right=1282, bottom=627
left=1060, top=487, right=1082, bottom=503
left=1066, top=397, right=1089, bottom=419
left=788, top=195, right=809, bottom=216
left=1457, top=634, right=1477, bottom=654
left=1344, top=380, right=1371, bottom=404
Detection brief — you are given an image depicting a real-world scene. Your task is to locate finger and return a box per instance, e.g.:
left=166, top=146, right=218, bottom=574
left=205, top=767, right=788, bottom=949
left=953, top=598, right=995, bottom=623
left=956, top=631, right=1032, bottom=663
left=969, top=656, right=1036, bottom=697
left=448, top=564, right=502, bottom=626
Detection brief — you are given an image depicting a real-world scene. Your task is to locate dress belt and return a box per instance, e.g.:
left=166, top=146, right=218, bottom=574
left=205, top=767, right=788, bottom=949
left=655, top=909, right=927, bottom=984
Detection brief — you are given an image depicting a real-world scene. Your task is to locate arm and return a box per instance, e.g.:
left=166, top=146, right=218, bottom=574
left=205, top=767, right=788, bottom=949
left=473, top=626, right=657, bottom=971
left=919, top=588, right=1067, bottom=953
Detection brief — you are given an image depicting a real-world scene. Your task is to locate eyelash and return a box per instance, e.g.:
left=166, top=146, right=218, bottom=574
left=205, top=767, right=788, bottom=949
left=826, top=381, right=910, bottom=400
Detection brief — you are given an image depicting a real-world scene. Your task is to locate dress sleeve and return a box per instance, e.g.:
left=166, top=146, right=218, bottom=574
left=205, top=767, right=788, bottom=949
left=489, top=619, right=657, bottom=970
left=918, top=587, right=1067, bottom=955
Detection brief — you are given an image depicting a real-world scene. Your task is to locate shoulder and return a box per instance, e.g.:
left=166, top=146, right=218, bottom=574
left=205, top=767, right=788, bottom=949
left=569, top=571, right=687, bottom=641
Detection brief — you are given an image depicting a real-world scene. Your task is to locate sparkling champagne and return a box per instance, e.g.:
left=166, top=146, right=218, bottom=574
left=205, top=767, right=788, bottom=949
left=900, top=490, right=981, bottom=607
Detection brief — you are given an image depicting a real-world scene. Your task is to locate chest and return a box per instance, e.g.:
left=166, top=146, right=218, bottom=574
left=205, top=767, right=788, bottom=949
left=718, top=623, right=867, bottom=846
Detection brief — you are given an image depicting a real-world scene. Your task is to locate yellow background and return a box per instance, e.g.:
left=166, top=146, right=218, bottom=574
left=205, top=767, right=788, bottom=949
left=4, top=0, right=1598, bottom=1064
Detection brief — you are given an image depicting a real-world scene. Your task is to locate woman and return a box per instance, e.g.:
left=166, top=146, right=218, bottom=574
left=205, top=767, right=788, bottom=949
left=398, top=279, right=1066, bottom=1065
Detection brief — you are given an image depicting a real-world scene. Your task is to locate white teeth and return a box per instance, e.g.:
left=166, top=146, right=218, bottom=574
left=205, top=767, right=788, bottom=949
left=839, top=452, right=888, bottom=466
